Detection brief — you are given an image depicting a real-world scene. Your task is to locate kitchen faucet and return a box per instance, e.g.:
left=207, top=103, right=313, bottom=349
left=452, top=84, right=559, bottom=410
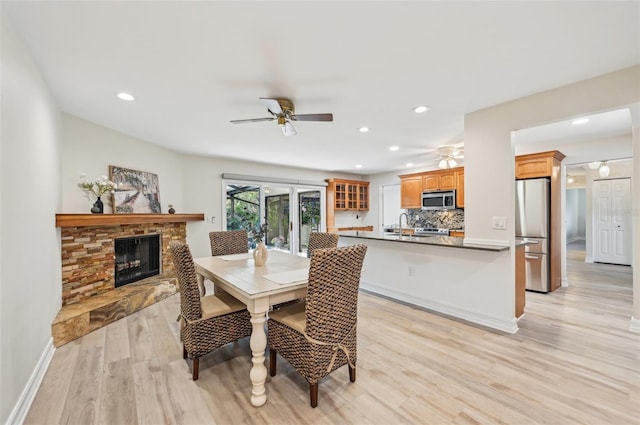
left=398, top=212, right=410, bottom=239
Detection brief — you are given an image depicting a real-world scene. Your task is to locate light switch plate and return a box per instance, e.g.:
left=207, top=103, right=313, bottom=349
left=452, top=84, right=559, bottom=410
left=492, top=216, right=507, bottom=230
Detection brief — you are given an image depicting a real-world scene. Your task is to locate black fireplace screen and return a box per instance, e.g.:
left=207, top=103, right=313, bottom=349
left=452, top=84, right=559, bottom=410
left=114, top=234, right=161, bottom=287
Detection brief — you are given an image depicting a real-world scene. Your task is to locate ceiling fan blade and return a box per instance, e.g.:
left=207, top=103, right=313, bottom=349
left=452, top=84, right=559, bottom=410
left=282, top=121, right=297, bottom=136
left=230, top=117, right=274, bottom=124
left=259, top=98, right=283, bottom=115
left=291, top=113, right=333, bottom=122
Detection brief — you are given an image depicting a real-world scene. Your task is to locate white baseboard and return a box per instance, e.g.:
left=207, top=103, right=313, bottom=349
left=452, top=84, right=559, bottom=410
left=360, top=280, right=518, bottom=334
left=630, top=317, right=640, bottom=333
left=5, top=338, right=55, bottom=425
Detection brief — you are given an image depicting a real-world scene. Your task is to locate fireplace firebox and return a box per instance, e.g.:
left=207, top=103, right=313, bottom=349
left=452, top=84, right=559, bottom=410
left=114, top=234, right=161, bottom=287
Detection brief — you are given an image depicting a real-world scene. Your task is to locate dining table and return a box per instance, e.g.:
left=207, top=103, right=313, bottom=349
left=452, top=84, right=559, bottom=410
left=193, top=249, right=310, bottom=407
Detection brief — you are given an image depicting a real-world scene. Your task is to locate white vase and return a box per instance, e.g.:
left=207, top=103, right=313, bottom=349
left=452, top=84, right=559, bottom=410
left=253, top=242, right=269, bottom=266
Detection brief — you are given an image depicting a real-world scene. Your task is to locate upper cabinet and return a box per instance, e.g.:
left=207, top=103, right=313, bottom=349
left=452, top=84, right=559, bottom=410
left=399, top=167, right=463, bottom=209
left=326, top=179, right=369, bottom=212
left=515, top=150, right=566, bottom=179
left=400, top=176, right=422, bottom=209
left=326, top=178, right=370, bottom=232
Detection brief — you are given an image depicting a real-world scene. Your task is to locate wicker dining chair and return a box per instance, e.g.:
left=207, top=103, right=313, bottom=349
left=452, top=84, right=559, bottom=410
left=306, top=232, right=339, bottom=259
left=268, top=244, right=368, bottom=407
left=169, top=241, right=252, bottom=380
left=205, top=230, right=249, bottom=295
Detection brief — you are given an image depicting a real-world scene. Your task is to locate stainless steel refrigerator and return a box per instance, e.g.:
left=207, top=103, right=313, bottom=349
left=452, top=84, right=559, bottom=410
left=515, top=178, right=550, bottom=292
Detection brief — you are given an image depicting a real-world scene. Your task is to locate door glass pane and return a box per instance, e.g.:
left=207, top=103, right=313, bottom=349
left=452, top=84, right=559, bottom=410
left=298, top=190, right=321, bottom=255
left=225, top=184, right=258, bottom=247
left=265, top=188, right=290, bottom=252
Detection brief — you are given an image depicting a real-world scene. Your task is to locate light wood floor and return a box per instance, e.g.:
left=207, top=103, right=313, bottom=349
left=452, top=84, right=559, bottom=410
left=26, top=241, right=639, bottom=424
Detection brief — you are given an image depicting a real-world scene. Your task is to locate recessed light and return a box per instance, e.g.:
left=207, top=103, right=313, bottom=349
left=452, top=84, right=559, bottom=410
left=359, top=127, right=369, bottom=133
left=571, top=118, right=589, bottom=125
left=355, top=164, right=363, bottom=169
left=389, top=146, right=399, bottom=151
left=406, top=162, right=414, bottom=167
left=117, top=92, right=135, bottom=101
left=413, top=105, right=429, bottom=113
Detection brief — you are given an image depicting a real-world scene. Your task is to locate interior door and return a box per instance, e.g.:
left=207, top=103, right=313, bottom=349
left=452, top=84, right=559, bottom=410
left=593, top=178, right=631, bottom=265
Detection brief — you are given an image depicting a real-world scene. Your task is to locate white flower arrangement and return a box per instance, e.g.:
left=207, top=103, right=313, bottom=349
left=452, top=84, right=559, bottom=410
left=78, top=174, right=116, bottom=198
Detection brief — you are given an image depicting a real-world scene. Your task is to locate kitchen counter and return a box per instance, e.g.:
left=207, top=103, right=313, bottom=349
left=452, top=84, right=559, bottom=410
left=338, top=231, right=510, bottom=252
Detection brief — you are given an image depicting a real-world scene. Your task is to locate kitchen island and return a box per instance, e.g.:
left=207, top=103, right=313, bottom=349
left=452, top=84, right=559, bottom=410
left=338, top=231, right=522, bottom=333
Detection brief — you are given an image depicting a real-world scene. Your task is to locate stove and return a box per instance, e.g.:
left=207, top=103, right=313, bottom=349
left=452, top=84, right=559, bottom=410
left=413, top=227, right=450, bottom=236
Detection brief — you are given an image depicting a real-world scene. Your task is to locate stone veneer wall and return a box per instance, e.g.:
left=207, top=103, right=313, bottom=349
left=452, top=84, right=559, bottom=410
left=61, top=222, right=186, bottom=306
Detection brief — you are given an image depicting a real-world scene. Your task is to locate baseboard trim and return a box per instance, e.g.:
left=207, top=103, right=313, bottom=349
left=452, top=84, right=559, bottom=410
left=5, top=338, right=55, bottom=425
left=360, top=281, right=518, bottom=334
left=630, top=317, right=640, bottom=333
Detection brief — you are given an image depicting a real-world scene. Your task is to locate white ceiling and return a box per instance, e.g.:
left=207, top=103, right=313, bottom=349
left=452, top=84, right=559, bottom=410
left=3, top=1, right=639, bottom=175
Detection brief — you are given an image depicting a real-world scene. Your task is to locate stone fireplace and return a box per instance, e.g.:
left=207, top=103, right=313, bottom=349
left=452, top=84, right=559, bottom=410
left=52, top=213, right=204, bottom=346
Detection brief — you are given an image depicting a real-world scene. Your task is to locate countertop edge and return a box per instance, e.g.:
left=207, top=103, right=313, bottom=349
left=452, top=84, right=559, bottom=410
left=339, top=233, right=510, bottom=252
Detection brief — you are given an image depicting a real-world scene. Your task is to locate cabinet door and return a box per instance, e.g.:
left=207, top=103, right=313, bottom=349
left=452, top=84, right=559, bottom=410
left=456, top=171, right=464, bottom=208
left=347, top=183, right=358, bottom=209
left=515, top=157, right=552, bottom=179
left=400, top=177, right=422, bottom=209
left=439, top=172, right=456, bottom=190
left=422, top=175, right=439, bottom=191
left=358, top=184, right=369, bottom=210
left=334, top=182, right=347, bottom=210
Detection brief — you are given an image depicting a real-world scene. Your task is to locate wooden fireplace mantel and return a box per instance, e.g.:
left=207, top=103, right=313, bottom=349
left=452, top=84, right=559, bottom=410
left=55, top=213, right=205, bottom=227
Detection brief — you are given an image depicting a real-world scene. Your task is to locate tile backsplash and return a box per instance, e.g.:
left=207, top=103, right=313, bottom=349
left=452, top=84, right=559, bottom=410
left=407, top=209, right=464, bottom=230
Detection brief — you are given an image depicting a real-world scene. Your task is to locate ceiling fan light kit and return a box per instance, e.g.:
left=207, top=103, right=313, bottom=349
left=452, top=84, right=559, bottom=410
left=230, top=97, right=332, bottom=136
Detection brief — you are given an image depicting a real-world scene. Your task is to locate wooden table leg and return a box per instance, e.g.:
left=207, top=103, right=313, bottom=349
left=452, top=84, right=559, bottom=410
left=249, top=310, right=268, bottom=407
left=196, top=272, right=205, bottom=296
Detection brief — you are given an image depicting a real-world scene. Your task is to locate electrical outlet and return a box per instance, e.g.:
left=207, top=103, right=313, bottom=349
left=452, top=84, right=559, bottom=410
left=492, top=216, right=507, bottom=230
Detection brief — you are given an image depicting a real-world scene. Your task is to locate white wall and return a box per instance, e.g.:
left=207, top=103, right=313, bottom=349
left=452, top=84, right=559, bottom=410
left=566, top=189, right=586, bottom=243
left=61, top=114, right=185, bottom=214
left=1, top=16, right=61, bottom=425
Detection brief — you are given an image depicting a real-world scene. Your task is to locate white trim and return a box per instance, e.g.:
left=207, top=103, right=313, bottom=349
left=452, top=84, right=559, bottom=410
left=462, top=237, right=510, bottom=247
left=221, top=173, right=327, bottom=187
left=360, top=281, right=519, bottom=334
left=5, top=338, right=55, bottom=425
left=630, top=317, right=640, bottom=333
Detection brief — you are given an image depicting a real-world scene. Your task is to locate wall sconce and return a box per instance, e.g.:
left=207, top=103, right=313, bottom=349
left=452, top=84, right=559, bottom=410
left=598, top=161, right=610, bottom=178
left=567, top=175, right=575, bottom=184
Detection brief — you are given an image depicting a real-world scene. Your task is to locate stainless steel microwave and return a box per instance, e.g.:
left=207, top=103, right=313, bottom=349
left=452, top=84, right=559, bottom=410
left=421, top=190, right=456, bottom=210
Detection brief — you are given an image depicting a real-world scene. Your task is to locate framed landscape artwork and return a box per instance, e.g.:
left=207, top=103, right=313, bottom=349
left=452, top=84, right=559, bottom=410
left=109, top=165, right=162, bottom=213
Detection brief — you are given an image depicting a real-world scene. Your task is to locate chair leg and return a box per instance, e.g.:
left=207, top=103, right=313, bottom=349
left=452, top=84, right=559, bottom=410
left=349, top=364, right=356, bottom=382
left=269, top=349, right=277, bottom=377
left=183, top=345, right=187, bottom=359
left=309, top=383, right=318, bottom=408
left=192, top=356, right=199, bottom=381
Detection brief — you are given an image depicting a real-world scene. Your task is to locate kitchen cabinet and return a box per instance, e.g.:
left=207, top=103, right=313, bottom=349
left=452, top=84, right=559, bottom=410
left=326, top=179, right=370, bottom=231
left=422, top=170, right=456, bottom=191
left=515, top=244, right=525, bottom=317
left=400, top=176, right=422, bottom=209
left=399, top=167, right=463, bottom=209
left=515, top=150, right=565, bottom=179
left=455, top=170, right=464, bottom=208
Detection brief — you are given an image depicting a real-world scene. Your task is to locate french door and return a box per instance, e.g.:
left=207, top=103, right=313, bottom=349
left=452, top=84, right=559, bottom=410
left=224, top=179, right=326, bottom=256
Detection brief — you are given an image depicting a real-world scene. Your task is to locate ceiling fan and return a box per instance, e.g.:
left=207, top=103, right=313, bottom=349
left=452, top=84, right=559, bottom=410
left=230, top=98, right=333, bottom=136
left=437, top=146, right=464, bottom=169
